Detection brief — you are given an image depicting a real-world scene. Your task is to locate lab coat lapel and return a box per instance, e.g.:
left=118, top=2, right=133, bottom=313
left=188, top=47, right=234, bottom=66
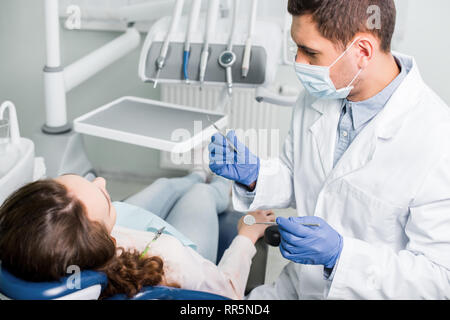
left=326, top=54, right=424, bottom=184
left=327, top=122, right=378, bottom=183
left=308, top=99, right=342, bottom=179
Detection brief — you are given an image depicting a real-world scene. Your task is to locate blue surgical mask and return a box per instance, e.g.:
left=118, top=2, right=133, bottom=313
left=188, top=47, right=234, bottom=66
left=294, top=39, right=363, bottom=100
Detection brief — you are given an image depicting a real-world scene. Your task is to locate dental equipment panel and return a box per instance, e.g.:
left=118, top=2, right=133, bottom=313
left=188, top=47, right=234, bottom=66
left=139, top=8, right=282, bottom=90
left=73, top=97, right=228, bottom=154
left=142, top=41, right=267, bottom=86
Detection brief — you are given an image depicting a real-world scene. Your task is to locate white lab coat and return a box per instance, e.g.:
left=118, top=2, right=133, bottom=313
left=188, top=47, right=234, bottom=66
left=233, top=53, right=450, bottom=299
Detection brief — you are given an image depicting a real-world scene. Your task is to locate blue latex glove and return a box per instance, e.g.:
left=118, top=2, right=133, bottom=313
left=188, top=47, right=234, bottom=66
left=277, top=216, right=343, bottom=269
left=208, top=130, right=260, bottom=187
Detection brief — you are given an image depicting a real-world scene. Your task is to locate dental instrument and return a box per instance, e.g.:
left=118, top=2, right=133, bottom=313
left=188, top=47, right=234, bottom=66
left=206, top=115, right=239, bottom=154
left=243, top=215, right=320, bottom=227
left=183, top=0, right=202, bottom=83
left=242, top=0, right=258, bottom=78
left=218, top=51, right=237, bottom=95
left=153, top=0, right=185, bottom=89
left=218, top=0, right=240, bottom=96
left=140, top=226, right=166, bottom=259
left=199, top=0, right=220, bottom=89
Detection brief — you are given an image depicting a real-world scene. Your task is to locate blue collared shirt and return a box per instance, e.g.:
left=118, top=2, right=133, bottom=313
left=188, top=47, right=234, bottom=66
left=333, top=56, right=409, bottom=168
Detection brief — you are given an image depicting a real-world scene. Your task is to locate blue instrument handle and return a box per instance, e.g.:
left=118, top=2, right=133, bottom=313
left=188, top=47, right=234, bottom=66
left=183, top=50, right=190, bottom=80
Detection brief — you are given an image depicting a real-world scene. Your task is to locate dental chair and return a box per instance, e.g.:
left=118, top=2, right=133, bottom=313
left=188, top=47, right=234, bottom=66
left=0, top=268, right=228, bottom=300
left=0, top=210, right=267, bottom=300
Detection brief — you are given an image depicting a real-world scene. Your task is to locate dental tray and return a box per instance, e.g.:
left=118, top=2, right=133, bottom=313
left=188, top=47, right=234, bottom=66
left=73, top=96, right=228, bottom=153
left=139, top=16, right=282, bottom=87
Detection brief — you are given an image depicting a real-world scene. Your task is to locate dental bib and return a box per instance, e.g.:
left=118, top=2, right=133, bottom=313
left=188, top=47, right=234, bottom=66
left=113, top=201, right=198, bottom=251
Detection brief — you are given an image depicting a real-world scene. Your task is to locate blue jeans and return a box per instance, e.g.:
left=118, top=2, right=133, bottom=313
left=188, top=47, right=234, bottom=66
left=125, top=173, right=231, bottom=263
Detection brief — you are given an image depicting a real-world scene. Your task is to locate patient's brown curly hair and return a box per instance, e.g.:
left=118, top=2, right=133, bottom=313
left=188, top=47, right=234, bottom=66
left=0, top=180, right=179, bottom=299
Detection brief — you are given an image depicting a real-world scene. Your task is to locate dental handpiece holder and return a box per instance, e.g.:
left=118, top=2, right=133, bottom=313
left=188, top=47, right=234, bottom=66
left=139, top=15, right=282, bottom=90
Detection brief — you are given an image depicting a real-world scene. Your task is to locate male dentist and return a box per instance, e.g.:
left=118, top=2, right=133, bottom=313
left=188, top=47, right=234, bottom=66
left=209, top=0, right=450, bottom=299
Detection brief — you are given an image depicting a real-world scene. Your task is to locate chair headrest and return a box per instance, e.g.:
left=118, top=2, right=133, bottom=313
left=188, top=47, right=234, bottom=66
left=0, top=266, right=108, bottom=300
left=107, top=285, right=230, bottom=300
left=0, top=266, right=230, bottom=300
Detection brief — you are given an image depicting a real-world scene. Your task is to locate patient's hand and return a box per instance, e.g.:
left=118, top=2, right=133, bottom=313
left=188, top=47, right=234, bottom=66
left=237, top=210, right=276, bottom=244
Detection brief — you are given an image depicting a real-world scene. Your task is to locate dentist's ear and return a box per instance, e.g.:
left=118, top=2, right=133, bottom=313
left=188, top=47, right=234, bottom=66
left=354, top=36, right=375, bottom=69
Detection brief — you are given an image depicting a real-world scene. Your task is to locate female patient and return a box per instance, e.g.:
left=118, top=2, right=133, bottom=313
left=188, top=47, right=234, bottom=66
left=0, top=172, right=275, bottom=299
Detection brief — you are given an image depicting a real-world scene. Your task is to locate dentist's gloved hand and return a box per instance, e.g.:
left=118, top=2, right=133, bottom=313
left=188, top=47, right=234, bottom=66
left=209, top=130, right=260, bottom=187
left=277, top=216, right=343, bottom=269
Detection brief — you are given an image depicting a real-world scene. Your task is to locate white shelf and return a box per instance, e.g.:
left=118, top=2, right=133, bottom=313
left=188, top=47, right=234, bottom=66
left=73, top=96, right=228, bottom=153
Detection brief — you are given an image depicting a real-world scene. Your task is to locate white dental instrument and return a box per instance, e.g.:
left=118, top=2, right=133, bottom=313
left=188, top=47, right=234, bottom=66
left=218, top=0, right=239, bottom=96
left=242, top=0, right=258, bottom=78
left=243, top=215, right=320, bottom=227
left=183, top=0, right=202, bottom=83
left=206, top=115, right=239, bottom=154
left=199, top=0, right=220, bottom=89
left=153, top=0, right=185, bottom=88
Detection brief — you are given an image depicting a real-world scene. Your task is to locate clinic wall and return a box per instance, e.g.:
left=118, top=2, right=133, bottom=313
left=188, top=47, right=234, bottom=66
left=393, top=0, right=450, bottom=105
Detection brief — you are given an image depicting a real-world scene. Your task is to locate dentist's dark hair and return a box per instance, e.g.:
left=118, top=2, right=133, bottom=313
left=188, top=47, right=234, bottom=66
left=0, top=179, right=179, bottom=299
left=288, top=0, right=396, bottom=52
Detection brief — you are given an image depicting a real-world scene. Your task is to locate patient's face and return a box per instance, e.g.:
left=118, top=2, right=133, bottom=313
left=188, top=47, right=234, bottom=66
left=55, top=175, right=117, bottom=233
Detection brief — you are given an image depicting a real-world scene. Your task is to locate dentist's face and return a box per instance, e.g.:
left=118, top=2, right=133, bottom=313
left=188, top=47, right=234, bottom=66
left=291, top=14, right=361, bottom=91
left=55, top=174, right=117, bottom=233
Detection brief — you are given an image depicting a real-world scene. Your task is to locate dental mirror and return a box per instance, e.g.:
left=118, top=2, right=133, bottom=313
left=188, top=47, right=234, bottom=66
left=243, top=214, right=321, bottom=227
left=243, top=214, right=277, bottom=226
